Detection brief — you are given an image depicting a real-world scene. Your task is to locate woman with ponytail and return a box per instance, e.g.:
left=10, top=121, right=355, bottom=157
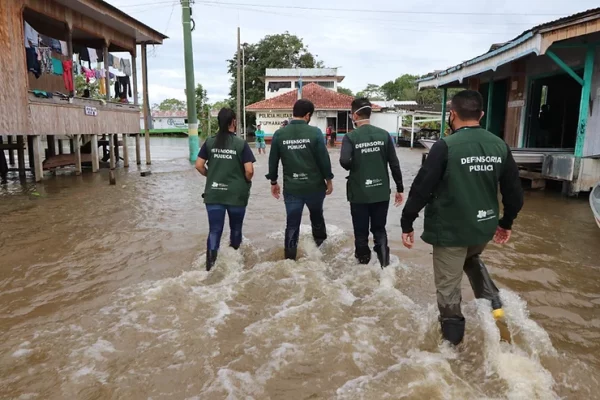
left=195, top=108, right=256, bottom=271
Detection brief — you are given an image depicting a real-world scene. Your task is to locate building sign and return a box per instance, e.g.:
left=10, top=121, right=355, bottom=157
left=167, top=118, right=187, bottom=128
left=508, top=100, right=525, bottom=108
left=257, top=112, right=292, bottom=126
left=84, top=106, right=98, bottom=116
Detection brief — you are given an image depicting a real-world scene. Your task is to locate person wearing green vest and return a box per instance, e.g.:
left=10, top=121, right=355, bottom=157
left=255, top=124, right=266, bottom=155
left=401, top=90, right=524, bottom=345
left=195, top=108, right=256, bottom=271
left=340, top=98, right=405, bottom=268
left=266, top=99, right=334, bottom=261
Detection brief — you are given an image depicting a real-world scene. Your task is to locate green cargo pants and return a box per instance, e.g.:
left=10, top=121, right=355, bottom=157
left=432, top=244, right=502, bottom=320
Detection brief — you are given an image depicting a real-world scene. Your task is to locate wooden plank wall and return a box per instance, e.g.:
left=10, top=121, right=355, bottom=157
left=541, top=19, right=600, bottom=54
left=29, top=103, right=140, bottom=135
left=0, top=0, right=32, bottom=135
left=504, top=60, right=527, bottom=147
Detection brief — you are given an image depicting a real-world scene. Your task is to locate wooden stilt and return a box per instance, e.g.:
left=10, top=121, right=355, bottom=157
left=47, top=135, right=56, bottom=157
left=122, top=133, right=129, bottom=167
left=32, top=135, right=44, bottom=182
left=141, top=44, right=151, bottom=165
left=74, top=135, right=82, bottom=175
left=109, top=133, right=116, bottom=185
left=16, top=136, right=26, bottom=179
left=114, top=134, right=120, bottom=162
left=135, top=133, right=141, bottom=165
left=69, top=138, right=75, bottom=153
left=8, top=136, right=15, bottom=165
left=57, top=139, right=63, bottom=155
left=27, top=135, right=35, bottom=173
left=91, top=134, right=99, bottom=172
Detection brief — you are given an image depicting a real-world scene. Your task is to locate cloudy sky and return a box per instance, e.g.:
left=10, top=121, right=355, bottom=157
left=106, top=0, right=598, bottom=105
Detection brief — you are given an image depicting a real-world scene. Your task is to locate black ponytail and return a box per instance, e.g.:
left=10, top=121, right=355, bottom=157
left=214, top=108, right=236, bottom=149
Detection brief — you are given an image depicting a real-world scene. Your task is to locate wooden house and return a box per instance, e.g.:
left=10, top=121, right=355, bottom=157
left=0, top=0, right=166, bottom=182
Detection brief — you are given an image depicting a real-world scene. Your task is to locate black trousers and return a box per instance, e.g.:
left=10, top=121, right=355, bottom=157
left=350, top=201, right=389, bottom=257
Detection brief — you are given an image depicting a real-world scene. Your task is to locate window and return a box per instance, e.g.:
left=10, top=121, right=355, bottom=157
left=295, top=81, right=335, bottom=89
left=268, top=81, right=292, bottom=92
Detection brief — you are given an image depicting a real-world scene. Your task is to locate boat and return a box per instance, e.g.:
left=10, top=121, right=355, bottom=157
left=591, top=183, right=600, bottom=229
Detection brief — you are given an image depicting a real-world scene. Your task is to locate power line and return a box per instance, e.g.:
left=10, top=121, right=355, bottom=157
left=119, top=0, right=178, bottom=9
left=196, top=0, right=563, bottom=17
left=200, top=3, right=521, bottom=35
left=164, top=3, right=177, bottom=34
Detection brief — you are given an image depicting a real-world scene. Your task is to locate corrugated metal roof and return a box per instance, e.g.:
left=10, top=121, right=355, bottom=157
left=419, top=7, right=600, bottom=84
left=265, top=68, right=339, bottom=77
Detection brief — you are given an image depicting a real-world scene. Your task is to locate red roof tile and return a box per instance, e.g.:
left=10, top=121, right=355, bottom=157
left=246, top=83, right=378, bottom=111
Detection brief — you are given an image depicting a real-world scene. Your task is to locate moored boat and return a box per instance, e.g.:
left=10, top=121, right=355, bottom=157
left=591, top=183, right=600, bottom=229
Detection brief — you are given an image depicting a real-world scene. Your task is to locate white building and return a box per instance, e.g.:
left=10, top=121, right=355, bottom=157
left=140, top=110, right=188, bottom=132
left=264, top=68, right=345, bottom=99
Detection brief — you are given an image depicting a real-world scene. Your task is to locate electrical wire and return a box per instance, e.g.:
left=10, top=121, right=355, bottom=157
left=195, top=0, right=564, bottom=17
left=199, top=3, right=524, bottom=36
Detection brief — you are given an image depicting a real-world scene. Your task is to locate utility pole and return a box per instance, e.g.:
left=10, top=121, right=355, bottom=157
left=182, top=0, right=199, bottom=163
left=242, top=45, right=247, bottom=140
left=236, top=27, right=242, bottom=136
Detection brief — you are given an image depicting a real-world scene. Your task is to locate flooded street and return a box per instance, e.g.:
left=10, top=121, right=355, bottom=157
left=1, top=137, right=599, bottom=399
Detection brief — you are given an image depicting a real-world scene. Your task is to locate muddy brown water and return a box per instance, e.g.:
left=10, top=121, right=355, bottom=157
left=1, top=138, right=599, bottom=399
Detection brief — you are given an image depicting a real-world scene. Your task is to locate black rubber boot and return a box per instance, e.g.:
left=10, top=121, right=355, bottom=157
left=312, top=223, right=327, bottom=248
left=206, top=250, right=218, bottom=272
left=373, top=234, right=390, bottom=268
left=440, top=317, right=466, bottom=345
left=284, top=248, right=297, bottom=261
left=355, top=246, right=371, bottom=265
left=464, top=256, right=502, bottom=310
left=374, top=245, right=390, bottom=268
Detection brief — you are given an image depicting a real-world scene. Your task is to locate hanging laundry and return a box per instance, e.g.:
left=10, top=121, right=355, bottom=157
left=95, top=70, right=102, bottom=80
left=114, top=76, right=132, bottom=99
left=121, top=59, right=132, bottom=77
left=59, top=41, right=69, bottom=56
left=51, top=58, right=63, bottom=75
left=112, top=55, right=121, bottom=69
left=99, top=77, right=106, bottom=96
left=26, top=47, right=41, bottom=78
left=24, top=22, right=39, bottom=48
left=82, top=67, right=95, bottom=83
left=109, top=72, right=116, bottom=80
left=108, top=54, right=114, bottom=67
left=74, top=45, right=90, bottom=62
left=88, top=48, right=98, bottom=64
left=39, top=34, right=62, bottom=53
left=39, top=48, right=53, bottom=74
left=62, top=60, right=74, bottom=94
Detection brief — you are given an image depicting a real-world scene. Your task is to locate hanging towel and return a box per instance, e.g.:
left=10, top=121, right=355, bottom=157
left=88, top=48, right=98, bottom=64
left=59, top=41, right=69, bottom=56
left=121, top=59, right=132, bottom=76
left=51, top=57, right=63, bottom=75
left=74, top=45, right=90, bottom=62
left=24, top=22, right=39, bottom=48
left=112, top=55, right=120, bottom=69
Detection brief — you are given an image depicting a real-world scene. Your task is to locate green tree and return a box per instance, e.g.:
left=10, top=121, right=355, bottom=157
left=337, top=86, right=354, bottom=97
left=227, top=32, right=324, bottom=110
left=356, top=83, right=384, bottom=100
left=153, top=98, right=186, bottom=111
left=381, top=74, right=419, bottom=101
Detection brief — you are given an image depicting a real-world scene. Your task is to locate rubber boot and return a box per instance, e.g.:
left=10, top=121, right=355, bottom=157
left=206, top=250, right=218, bottom=272
left=374, top=245, right=390, bottom=268
left=284, top=248, right=297, bottom=261
left=312, top=223, right=327, bottom=248
left=374, top=234, right=390, bottom=268
left=440, top=317, right=466, bottom=345
left=464, top=255, right=502, bottom=310
left=355, top=246, right=371, bottom=265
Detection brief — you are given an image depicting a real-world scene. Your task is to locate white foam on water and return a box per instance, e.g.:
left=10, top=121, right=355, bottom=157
left=12, top=348, right=33, bottom=358
left=476, top=298, right=558, bottom=400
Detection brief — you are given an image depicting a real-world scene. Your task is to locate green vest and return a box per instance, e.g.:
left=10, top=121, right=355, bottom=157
left=422, top=127, right=508, bottom=247
left=346, top=125, right=391, bottom=203
left=276, top=121, right=326, bottom=195
left=203, top=134, right=251, bottom=207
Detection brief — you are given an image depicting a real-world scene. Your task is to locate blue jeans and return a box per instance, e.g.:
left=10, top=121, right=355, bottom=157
left=206, top=204, right=247, bottom=251
left=283, top=191, right=327, bottom=250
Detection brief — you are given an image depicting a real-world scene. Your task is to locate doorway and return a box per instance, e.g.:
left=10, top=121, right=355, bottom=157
left=481, top=79, right=509, bottom=139
left=525, top=72, right=582, bottom=148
